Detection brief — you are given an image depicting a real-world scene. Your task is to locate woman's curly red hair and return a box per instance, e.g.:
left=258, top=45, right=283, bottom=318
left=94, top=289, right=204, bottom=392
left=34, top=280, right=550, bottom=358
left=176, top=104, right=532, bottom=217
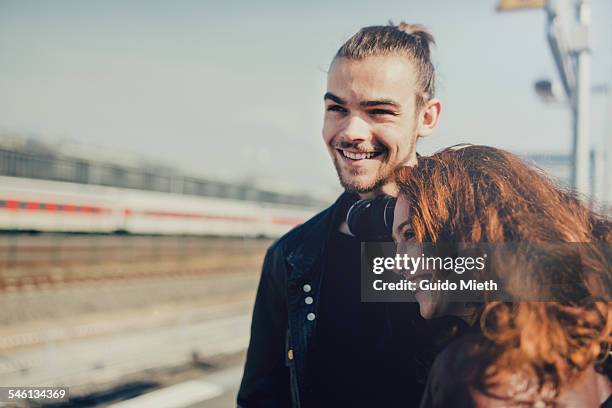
left=395, top=145, right=611, bottom=400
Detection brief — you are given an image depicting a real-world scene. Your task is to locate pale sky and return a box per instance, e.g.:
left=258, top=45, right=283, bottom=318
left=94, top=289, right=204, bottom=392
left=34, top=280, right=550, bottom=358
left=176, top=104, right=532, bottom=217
left=1, top=0, right=610, bottom=197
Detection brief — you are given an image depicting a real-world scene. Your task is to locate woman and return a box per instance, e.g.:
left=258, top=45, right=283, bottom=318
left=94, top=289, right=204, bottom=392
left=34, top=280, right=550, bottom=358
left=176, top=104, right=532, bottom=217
left=392, top=145, right=611, bottom=407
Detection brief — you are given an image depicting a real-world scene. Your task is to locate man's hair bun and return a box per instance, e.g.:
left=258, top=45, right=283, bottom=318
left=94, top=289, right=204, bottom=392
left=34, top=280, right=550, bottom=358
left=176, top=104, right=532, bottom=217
left=396, top=22, right=436, bottom=52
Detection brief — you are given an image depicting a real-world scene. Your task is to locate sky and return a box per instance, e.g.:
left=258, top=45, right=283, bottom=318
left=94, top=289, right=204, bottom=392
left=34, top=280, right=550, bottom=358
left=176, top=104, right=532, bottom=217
left=0, top=0, right=610, bottom=198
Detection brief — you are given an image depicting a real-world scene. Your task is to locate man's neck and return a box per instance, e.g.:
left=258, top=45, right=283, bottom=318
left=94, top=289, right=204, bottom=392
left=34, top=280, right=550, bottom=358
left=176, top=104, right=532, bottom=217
left=358, top=182, right=399, bottom=200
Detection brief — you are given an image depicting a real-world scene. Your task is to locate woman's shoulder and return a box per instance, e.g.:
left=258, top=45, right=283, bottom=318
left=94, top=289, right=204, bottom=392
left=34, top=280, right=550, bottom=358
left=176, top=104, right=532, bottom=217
left=420, top=332, right=488, bottom=408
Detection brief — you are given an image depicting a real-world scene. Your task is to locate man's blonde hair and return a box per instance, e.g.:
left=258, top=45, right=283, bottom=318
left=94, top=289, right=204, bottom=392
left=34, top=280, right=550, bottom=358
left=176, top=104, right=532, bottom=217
left=334, top=22, right=436, bottom=112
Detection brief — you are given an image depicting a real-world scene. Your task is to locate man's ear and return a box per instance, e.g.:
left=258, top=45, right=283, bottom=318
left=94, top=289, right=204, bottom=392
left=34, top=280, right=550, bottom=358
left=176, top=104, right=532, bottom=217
left=416, top=98, right=441, bottom=138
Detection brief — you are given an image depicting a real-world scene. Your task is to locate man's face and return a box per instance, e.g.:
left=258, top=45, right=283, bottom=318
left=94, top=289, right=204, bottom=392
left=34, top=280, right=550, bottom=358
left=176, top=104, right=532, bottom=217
left=323, top=56, right=421, bottom=195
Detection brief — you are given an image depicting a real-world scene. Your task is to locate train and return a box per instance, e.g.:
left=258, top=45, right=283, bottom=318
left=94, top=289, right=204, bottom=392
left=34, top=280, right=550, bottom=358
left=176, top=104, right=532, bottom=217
left=0, top=175, right=320, bottom=238
left=0, top=135, right=328, bottom=237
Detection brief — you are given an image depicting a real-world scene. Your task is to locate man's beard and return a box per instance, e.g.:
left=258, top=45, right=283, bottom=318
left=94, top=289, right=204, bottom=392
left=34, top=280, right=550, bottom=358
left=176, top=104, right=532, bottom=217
left=332, top=155, right=394, bottom=194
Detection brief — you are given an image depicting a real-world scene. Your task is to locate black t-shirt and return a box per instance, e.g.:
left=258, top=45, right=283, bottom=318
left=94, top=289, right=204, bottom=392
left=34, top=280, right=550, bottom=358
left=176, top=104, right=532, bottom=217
left=306, top=226, right=435, bottom=407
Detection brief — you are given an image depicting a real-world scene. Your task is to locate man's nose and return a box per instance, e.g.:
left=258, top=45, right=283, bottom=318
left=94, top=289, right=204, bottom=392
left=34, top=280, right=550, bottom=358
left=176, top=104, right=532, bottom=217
left=339, top=115, right=371, bottom=142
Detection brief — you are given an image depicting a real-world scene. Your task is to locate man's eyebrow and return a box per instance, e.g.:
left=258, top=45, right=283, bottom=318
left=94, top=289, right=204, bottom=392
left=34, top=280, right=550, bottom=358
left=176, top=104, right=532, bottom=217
left=324, top=92, right=345, bottom=105
left=360, top=99, right=401, bottom=108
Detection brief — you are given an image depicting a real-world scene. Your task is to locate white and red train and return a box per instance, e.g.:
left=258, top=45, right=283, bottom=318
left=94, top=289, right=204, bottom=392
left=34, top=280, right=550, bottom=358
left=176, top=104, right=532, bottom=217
left=0, top=176, right=319, bottom=237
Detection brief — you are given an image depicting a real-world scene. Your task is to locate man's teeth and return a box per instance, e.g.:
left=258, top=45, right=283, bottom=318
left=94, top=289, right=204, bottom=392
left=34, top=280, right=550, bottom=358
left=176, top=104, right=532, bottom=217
left=342, top=150, right=378, bottom=160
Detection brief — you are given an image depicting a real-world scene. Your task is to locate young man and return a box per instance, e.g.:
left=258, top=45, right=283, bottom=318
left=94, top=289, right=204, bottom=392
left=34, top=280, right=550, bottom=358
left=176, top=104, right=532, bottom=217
left=238, top=22, right=442, bottom=407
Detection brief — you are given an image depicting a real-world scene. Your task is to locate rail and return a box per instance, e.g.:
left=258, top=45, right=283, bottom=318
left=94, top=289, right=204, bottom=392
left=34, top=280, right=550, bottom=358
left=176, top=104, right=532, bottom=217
left=0, top=235, right=270, bottom=291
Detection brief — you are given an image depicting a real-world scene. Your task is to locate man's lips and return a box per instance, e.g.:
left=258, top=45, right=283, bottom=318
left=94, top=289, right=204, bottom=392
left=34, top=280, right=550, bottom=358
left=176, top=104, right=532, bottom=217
left=336, top=148, right=385, bottom=162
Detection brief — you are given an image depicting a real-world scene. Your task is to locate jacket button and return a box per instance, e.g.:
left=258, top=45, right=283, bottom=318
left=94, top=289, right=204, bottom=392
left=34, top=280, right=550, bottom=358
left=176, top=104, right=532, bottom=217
left=287, top=349, right=294, bottom=360
left=307, top=313, right=316, bottom=321
left=303, top=284, right=312, bottom=293
left=304, top=296, right=313, bottom=305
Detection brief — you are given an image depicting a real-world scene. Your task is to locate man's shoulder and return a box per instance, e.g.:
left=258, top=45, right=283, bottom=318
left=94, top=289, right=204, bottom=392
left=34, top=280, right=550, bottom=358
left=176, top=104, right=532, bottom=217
left=267, top=204, right=335, bottom=257
left=266, top=190, right=356, bottom=257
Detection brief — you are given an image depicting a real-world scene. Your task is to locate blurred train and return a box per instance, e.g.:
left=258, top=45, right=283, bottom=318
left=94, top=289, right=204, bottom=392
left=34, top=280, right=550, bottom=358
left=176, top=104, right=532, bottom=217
left=0, top=135, right=326, bottom=237
left=0, top=176, right=320, bottom=237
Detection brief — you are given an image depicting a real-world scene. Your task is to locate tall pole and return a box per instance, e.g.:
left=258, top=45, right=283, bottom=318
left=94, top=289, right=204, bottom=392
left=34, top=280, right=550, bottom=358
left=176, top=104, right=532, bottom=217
left=573, top=0, right=591, bottom=197
left=602, top=87, right=612, bottom=213
left=499, top=0, right=594, bottom=197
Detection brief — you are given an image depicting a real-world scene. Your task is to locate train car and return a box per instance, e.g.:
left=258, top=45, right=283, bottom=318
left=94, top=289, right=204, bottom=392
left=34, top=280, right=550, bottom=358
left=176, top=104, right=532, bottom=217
left=0, top=176, right=123, bottom=233
left=0, top=176, right=318, bottom=237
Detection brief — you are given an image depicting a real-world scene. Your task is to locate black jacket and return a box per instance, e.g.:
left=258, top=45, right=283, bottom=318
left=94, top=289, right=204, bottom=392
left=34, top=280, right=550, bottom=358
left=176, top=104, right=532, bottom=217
left=237, top=193, right=348, bottom=407
left=237, top=193, right=438, bottom=407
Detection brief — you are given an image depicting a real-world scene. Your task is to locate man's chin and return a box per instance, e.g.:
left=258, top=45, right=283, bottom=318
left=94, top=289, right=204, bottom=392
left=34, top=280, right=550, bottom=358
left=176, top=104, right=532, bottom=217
left=338, top=175, right=383, bottom=194
left=333, top=158, right=391, bottom=194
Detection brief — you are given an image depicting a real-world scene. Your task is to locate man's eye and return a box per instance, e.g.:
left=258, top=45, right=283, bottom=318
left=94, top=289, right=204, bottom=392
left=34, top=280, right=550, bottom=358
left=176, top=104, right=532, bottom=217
left=327, top=105, right=347, bottom=113
left=369, top=109, right=397, bottom=116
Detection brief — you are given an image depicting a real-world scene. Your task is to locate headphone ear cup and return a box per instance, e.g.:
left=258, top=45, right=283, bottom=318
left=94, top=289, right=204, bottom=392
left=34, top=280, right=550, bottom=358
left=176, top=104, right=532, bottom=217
left=383, top=197, right=397, bottom=233
left=346, top=195, right=397, bottom=241
left=346, top=199, right=370, bottom=237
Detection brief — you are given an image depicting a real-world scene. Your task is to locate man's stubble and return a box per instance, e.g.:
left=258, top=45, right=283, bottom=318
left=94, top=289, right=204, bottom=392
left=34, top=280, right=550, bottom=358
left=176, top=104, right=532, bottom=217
left=332, top=155, right=395, bottom=194
left=333, top=127, right=418, bottom=194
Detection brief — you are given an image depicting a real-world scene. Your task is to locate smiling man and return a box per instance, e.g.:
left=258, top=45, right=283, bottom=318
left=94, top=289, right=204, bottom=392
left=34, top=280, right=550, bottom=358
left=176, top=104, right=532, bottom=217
left=238, top=23, right=442, bottom=408
left=323, top=28, right=440, bottom=198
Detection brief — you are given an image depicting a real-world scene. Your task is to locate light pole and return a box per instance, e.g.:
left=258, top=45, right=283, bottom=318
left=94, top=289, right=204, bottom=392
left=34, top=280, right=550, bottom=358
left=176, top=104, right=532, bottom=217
left=499, top=0, right=593, bottom=197
left=533, top=80, right=609, bottom=207
left=573, top=0, right=591, bottom=197
left=591, top=84, right=611, bottom=212
left=546, top=0, right=592, bottom=197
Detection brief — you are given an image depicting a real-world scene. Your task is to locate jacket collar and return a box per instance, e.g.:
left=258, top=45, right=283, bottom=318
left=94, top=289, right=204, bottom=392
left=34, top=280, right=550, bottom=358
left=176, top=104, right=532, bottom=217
left=285, top=191, right=356, bottom=283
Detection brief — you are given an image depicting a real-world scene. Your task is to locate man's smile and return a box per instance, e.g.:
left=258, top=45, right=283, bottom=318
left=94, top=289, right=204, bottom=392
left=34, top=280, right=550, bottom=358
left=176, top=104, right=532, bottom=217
left=336, top=148, right=385, bottom=162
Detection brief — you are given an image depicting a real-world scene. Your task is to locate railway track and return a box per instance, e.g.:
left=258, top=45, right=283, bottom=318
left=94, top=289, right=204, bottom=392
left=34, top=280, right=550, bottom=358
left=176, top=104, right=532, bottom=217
left=0, top=235, right=270, bottom=291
